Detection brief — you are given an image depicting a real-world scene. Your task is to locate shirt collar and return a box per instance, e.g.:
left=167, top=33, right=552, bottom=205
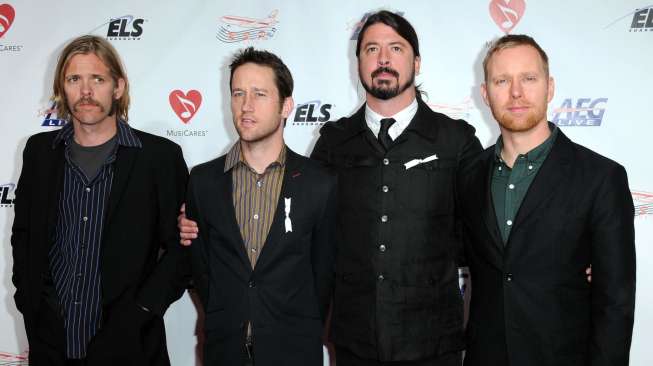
left=52, top=120, right=142, bottom=149
left=224, top=141, right=287, bottom=173
left=494, top=122, right=558, bottom=164
left=364, top=98, right=418, bottom=139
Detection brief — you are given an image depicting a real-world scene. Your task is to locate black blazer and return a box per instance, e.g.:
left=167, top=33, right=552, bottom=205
left=11, top=128, right=189, bottom=365
left=460, top=130, right=636, bottom=366
left=186, top=148, right=337, bottom=366
left=311, top=100, right=482, bottom=361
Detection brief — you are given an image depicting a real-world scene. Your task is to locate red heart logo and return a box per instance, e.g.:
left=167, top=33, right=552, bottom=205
left=489, top=0, right=526, bottom=34
left=0, top=4, right=16, bottom=39
left=169, top=89, right=202, bottom=124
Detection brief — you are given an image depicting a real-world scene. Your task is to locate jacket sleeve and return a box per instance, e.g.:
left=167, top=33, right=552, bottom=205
left=136, top=143, right=190, bottom=316
left=589, top=164, right=636, bottom=366
left=310, top=129, right=330, bottom=165
left=454, top=122, right=483, bottom=267
left=11, top=137, right=34, bottom=314
left=310, top=173, right=338, bottom=322
left=185, top=168, right=210, bottom=307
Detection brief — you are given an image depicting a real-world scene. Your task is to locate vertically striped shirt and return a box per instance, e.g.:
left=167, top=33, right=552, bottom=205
left=224, top=142, right=286, bottom=268
left=49, top=120, right=142, bottom=358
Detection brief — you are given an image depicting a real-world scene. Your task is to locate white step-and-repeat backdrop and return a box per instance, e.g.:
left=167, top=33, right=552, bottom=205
left=1, top=1, right=651, bottom=364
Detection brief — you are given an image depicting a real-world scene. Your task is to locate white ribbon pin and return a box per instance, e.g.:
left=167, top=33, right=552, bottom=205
left=404, top=153, right=438, bottom=170
left=284, top=197, right=292, bottom=233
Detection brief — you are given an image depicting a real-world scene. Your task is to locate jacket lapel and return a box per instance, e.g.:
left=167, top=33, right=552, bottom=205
left=506, top=131, right=573, bottom=248
left=217, top=166, right=253, bottom=272
left=104, top=146, right=137, bottom=228
left=254, top=149, right=304, bottom=270
left=478, top=150, right=505, bottom=265
left=46, top=144, right=66, bottom=242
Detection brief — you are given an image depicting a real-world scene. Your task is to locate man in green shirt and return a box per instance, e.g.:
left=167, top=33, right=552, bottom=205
left=460, top=34, right=635, bottom=366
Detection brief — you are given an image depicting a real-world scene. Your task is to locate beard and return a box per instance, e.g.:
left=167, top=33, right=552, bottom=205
left=360, top=66, right=415, bottom=100
left=491, top=96, right=548, bottom=133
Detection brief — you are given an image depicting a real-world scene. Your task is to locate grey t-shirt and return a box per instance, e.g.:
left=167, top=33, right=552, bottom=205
left=69, top=135, right=117, bottom=181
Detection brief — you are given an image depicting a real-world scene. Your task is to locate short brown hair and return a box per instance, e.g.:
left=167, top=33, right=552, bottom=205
left=483, top=34, right=549, bottom=82
left=229, top=47, right=293, bottom=105
left=52, top=35, right=130, bottom=122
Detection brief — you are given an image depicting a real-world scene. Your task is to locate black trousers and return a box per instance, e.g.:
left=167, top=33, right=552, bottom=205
left=335, top=346, right=462, bottom=366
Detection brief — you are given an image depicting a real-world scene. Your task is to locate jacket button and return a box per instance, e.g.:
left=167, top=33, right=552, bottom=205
left=383, top=158, right=390, bottom=165
left=248, top=280, right=256, bottom=288
left=379, top=244, right=386, bottom=252
left=506, top=273, right=513, bottom=282
left=381, top=215, right=388, bottom=222
left=378, top=274, right=385, bottom=281
left=382, top=185, right=389, bottom=193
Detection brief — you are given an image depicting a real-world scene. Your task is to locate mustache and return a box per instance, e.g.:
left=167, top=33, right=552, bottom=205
left=74, top=97, right=101, bottom=108
left=371, top=67, right=399, bottom=79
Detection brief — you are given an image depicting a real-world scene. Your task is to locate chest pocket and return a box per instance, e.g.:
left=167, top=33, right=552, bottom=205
left=328, top=154, right=380, bottom=210
left=398, top=157, right=457, bottom=215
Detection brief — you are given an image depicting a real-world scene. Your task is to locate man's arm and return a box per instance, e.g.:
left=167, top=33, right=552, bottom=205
left=10, top=138, right=33, bottom=314
left=311, top=173, right=338, bottom=322
left=136, top=144, right=190, bottom=316
left=589, top=164, right=636, bottom=366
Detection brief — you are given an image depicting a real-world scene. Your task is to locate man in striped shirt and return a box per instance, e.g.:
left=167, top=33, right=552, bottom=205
left=11, top=35, right=188, bottom=365
left=183, top=47, right=337, bottom=366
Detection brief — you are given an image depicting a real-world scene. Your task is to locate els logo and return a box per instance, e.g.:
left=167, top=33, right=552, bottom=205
left=0, top=183, right=15, bottom=207
left=0, top=3, right=15, bottom=39
left=489, top=0, right=525, bottom=34
left=292, top=100, right=332, bottom=126
left=169, top=90, right=202, bottom=124
left=604, top=5, right=653, bottom=32
left=216, top=10, right=278, bottom=43
left=90, top=15, right=146, bottom=40
left=107, top=15, right=144, bottom=39
left=551, top=98, right=608, bottom=126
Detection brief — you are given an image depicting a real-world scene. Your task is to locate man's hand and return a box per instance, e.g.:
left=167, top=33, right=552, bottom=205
left=178, top=203, right=199, bottom=246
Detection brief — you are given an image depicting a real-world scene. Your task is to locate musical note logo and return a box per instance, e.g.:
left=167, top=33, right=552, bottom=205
left=0, top=4, right=16, bottom=39
left=489, top=0, right=526, bottom=34
left=169, top=90, right=202, bottom=124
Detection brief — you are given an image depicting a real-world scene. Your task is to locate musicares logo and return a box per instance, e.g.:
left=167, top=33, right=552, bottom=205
left=0, top=3, right=15, bottom=39
left=169, top=90, right=202, bottom=124
left=489, top=0, right=525, bottom=34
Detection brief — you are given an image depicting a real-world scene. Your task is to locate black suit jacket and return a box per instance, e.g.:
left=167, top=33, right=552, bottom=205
left=11, top=128, right=189, bottom=365
left=460, top=130, right=636, bottom=366
left=311, top=100, right=482, bottom=361
left=186, top=147, right=337, bottom=366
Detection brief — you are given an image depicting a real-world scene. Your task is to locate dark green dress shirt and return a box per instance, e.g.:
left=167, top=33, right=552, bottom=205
left=491, top=124, right=558, bottom=243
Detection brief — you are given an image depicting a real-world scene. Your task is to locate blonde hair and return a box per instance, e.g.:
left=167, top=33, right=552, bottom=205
left=52, top=35, right=130, bottom=122
left=483, top=34, right=549, bottom=82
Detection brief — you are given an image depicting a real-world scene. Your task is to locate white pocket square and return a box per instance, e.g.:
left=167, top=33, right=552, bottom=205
left=404, top=154, right=438, bottom=170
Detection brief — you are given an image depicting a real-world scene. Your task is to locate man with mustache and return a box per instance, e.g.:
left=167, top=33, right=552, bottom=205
left=459, top=34, right=635, bottom=366
left=310, top=10, right=482, bottom=365
left=11, top=35, right=189, bottom=365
